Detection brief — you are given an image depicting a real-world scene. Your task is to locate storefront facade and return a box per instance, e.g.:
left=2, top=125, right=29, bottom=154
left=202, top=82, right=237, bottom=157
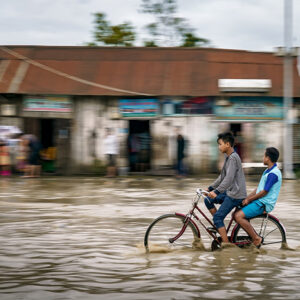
left=0, top=46, right=299, bottom=174
left=213, top=96, right=284, bottom=164
left=0, top=94, right=73, bottom=174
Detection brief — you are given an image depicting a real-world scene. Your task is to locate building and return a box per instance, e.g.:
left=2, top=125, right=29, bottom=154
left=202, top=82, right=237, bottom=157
left=0, top=46, right=299, bottom=174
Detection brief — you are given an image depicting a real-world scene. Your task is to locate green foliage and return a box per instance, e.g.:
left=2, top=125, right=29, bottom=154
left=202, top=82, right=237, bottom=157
left=140, top=0, right=209, bottom=47
left=92, top=12, right=136, bottom=46
left=181, top=33, right=209, bottom=47
left=144, top=40, right=158, bottom=47
left=89, top=1, right=210, bottom=48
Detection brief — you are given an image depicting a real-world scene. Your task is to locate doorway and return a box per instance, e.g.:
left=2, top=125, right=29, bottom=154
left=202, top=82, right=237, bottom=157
left=230, top=123, right=244, bottom=160
left=41, top=119, right=54, bottom=148
left=23, top=118, right=71, bottom=174
left=128, top=120, right=151, bottom=172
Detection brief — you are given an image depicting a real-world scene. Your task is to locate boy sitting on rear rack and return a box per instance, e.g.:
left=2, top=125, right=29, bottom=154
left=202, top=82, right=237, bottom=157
left=234, top=147, right=282, bottom=248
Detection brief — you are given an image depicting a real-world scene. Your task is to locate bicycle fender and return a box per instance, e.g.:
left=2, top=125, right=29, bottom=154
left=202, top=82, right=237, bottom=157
left=175, top=212, right=201, bottom=238
left=267, top=213, right=287, bottom=235
left=230, top=223, right=239, bottom=242
left=230, top=213, right=287, bottom=242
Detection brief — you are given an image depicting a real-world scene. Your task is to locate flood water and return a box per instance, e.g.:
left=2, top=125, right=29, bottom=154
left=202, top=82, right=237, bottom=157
left=0, top=176, right=299, bottom=300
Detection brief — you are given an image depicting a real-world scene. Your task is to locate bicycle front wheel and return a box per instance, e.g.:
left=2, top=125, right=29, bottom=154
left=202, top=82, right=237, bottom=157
left=232, top=214, right=286, bottom=250
left=144, top=214, right=199, bottom=252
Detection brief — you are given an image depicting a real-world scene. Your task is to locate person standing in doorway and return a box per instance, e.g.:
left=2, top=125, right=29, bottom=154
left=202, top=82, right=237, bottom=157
left=175, top=127, right=185, bottom=178
left=0, top=139, right=11, bottom=176
left=104, top=128, right=119, bottom=177
left=24, top=135, right=42, bottom=178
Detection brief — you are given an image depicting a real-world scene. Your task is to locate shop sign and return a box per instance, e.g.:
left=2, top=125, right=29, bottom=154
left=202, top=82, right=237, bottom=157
left=214, top=97, right=283, bottom=120
left=218, top=79, right=271, bottom=92
left=119, top=99, right=158, bottom=117
left=23, top=96, right=72, bottom=112
left=162, top=97, right=212, bottom=115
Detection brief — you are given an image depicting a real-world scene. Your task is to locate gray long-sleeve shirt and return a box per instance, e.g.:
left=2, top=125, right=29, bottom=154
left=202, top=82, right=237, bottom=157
left=210, top=152, right=247, bottom=200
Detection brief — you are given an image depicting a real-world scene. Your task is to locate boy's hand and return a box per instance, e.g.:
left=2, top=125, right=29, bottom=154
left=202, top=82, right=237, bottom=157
left=242, top=199, right=250, bottom=206
left=208, top=191, right=217, bottom=199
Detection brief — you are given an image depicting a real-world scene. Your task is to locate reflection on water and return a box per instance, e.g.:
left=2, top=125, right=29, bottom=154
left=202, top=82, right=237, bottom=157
left=0, top=176, right=300, bottom=299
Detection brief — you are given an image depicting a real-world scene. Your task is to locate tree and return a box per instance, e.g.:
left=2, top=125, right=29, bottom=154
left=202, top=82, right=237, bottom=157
left=91, top=13, right=136, bottom=46
left=181, top=33, right=209, bottom=47
left=140, top=0, right=209, bottom=47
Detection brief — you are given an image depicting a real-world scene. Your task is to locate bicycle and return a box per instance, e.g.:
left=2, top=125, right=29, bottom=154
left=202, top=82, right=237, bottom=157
left=144, top=188, right=287, bottom=252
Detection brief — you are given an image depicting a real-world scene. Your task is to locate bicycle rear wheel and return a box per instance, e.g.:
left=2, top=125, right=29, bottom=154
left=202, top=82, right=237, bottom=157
left=144, top=214, right=199, bottom=252
left=232, top=214, right=286, bottom=250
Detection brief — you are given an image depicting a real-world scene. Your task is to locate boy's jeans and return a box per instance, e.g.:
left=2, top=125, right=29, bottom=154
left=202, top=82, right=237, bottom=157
left=204, top=192, right=243, bottom=229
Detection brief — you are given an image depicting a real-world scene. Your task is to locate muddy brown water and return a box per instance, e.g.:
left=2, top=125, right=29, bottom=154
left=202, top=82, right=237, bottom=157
left=0, top=176, right=299, bottom=300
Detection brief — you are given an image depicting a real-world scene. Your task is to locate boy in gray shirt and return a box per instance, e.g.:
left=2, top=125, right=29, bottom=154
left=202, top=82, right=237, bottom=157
left=205, top=132, right=247, bottom=244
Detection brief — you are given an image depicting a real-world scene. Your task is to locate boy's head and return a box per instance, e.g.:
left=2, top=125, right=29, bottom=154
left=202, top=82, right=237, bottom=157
left=217, top=132, right=235, bottom=153
left=264, top=147, right=279, bottom=164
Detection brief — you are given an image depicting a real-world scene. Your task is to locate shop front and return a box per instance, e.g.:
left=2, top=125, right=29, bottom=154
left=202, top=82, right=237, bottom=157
left=213, top=97, right=284, bottom=163
left=21, top=95, right=73, bottom=174
left=119, top=99, right=159, bottom=172
left=153, top=97, right=215, bottom=174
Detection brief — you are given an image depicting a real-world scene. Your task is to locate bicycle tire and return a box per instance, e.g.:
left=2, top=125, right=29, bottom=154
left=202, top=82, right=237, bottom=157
left=144, top=214, right=199, bottom=252
left=232, top=214, right=286, bottom=250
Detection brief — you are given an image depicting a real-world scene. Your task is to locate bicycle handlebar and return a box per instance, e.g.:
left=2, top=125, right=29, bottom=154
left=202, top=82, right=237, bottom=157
left=196, top=188, right=209, bottom=196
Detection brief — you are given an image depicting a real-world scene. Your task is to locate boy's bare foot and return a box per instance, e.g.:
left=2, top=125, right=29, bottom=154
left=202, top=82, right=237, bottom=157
left=253, top=236, right=263, bottom=248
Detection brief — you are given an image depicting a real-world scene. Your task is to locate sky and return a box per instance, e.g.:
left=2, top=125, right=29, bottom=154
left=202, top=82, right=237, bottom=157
left=1, top=0, right=300, bottom=52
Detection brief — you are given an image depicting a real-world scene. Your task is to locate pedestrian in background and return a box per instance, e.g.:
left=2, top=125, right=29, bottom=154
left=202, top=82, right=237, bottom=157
left=17, top=135, right=29, bottom=175
left=175, top=127, right=185, bottom=178
left=0, top=140, right=11, bottom=176
left=128, top=133, right=139, bottom=172
left=104, top=128, right=119, bottom=177
left=23, top=135, right=42, bottom=178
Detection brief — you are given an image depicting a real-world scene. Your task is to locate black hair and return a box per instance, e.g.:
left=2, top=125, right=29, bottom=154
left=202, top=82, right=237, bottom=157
left=217, top=132, right=235, bottom=147
left=265, top=147, right=279, bottom=163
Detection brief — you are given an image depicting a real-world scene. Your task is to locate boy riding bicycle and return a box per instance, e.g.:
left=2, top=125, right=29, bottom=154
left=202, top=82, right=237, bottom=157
left=205, top=132, right=247, bottom=244
left=234, top=147, right=282, bottom=248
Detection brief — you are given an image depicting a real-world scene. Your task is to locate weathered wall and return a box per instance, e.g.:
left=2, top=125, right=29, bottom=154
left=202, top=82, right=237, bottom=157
left=151, top=116, right=218, bottom=173
left=72, top=97, right=284, bottom=174
left=71, top=97, right=128, bottom=173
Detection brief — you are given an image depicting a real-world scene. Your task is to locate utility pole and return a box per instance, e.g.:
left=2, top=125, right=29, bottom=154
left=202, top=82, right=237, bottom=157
left=283, top=0, right=296, bottom=179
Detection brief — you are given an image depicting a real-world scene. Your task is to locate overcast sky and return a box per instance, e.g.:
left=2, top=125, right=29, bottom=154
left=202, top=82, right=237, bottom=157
left=1, top=0, right=300, bottom=52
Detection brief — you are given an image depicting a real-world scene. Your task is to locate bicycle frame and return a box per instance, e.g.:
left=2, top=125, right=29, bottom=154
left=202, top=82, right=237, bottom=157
left=170, top=188, right=248, bottom=247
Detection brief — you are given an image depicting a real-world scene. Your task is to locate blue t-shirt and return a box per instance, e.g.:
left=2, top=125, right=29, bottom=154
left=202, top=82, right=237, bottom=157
left=264, top=164, right=278, bottom=192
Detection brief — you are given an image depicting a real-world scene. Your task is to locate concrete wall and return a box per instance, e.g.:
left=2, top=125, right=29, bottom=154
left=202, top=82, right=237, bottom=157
left=151, top=116, right=218, bottom=173
left=71, top=97, right=127, bottom=172
left=72, top=97, right=284, bottom=174
left=72, top=97, right=220, bottom=174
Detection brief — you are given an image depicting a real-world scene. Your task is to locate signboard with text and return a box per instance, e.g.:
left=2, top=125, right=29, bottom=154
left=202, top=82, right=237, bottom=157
left=214, top=97, right=283, bottom=120
left=23, top=96, right=72, bottom=112
left=119, top=99, right=159, bottom=117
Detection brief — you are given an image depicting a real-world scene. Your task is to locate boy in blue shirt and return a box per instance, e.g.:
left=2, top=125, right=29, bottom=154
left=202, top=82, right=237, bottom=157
left=234, top=147, right=282, bottom=248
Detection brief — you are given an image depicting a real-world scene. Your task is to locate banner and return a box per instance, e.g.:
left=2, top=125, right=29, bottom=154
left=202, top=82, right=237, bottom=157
left=24, top=95, right=72, bottom=112
left=214, top=97, right=283, bottom=120
left=119, top=99, right=158, bottom=117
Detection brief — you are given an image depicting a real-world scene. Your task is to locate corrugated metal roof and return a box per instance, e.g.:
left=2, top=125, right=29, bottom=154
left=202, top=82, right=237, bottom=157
left=0, top=45, right=299, bottom=97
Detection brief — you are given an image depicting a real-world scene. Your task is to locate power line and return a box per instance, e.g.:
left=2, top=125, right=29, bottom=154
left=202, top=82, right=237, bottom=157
left=0, top=46, right=154, bottom=96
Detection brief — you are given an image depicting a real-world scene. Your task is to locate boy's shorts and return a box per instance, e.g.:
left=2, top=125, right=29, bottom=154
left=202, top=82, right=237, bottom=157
left=242, top=200, right=265, bottom=219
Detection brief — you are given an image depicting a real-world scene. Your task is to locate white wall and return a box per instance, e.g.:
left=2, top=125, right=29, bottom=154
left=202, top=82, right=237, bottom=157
left=151, top=116, right=218, bottom=173
left=72, top=97, right=284, bottom=173
left=72, top=97, right=128, bottom=168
